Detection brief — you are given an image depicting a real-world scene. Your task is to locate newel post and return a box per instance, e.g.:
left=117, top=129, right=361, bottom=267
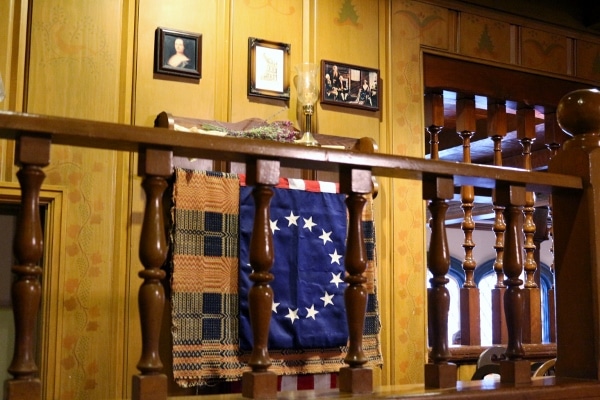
left=550, top=88, right=600, bottom=380
left=133, top=147, right=172, bottom=400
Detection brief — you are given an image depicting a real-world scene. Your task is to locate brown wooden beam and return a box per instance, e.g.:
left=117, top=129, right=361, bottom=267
left=423, top=53, right=592, bottom=108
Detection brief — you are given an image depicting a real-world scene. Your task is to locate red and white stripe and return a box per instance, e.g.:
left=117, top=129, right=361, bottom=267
left=279, top=178, right=338, bottom=193
left=229, top=373, right=337, bottom=393
left=239, top=175, right=339, bottom=193
left=279, top=373, right=338, bottom=392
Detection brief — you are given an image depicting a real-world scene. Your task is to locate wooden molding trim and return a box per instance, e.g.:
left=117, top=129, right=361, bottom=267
left=0, top=182, right=66, bottom=400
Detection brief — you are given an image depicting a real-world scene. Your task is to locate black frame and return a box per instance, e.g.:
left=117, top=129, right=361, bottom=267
left=154, top=27, right=202, bottom=79
left=248, top=37, right=291, bottom=100
left=320, top=60, right=379, bottom=111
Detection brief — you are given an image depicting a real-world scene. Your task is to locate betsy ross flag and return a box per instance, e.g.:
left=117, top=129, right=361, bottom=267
left=238, top=179, right=349, bottom=350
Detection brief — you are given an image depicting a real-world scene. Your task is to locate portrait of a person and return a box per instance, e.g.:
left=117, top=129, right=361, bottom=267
left=166, top=37, right=191, bottom=69
left=328, top=65, right=348, bottom=101
left=357, top=78, right=372, bottom=106
left=324, top=73, right=338, bottom=100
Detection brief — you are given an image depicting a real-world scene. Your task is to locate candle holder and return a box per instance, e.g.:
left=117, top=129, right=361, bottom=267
left=294, top=63, right=320, bottom=146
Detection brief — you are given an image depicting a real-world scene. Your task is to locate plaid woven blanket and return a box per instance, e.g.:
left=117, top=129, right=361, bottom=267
left=170, top=168, right=382, bottom=387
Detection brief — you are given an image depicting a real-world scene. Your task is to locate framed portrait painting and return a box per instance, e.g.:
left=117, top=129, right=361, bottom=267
left=247, top=37, right=291, bottom=100
left=154, top=27, right=202, bottom=79
left=321, top=60, right=379, bottom=111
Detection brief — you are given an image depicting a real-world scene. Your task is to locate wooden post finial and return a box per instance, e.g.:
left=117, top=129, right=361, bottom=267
left=557, top=88, right=600, bottom=137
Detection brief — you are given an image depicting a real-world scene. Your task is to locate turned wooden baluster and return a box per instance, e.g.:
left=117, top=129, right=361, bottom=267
left=456, top=94, right=480, bottom=345
left=517, top=105, right=542, bottom=344
left=544, top=110, right=565, bottom=343
left=339, top=167, right=373, bottom=395
left=133, top=148, right=172, bottom=400
left=425, top=91, right=444, bottom=160
left=488, top=99, right=508, bottom=345
left=424, top=91, right=446, bottom=352
left=496, top=182, right=530, bottom=384
left=4, top=134, right=50, bottom=400
left=424, top=175, right=457, bottom=389
left=242, top=159, right=279, bottom=399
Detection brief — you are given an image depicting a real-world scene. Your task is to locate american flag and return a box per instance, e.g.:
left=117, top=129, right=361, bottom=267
left=238, top=178, right=349, bottom=350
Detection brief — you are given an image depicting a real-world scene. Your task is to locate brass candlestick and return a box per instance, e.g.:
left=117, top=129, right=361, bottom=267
left=294, top=63, right=320, bottom=147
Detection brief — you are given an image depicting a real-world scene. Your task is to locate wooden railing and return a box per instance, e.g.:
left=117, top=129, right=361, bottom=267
left=424, top=87, right=560, bottom=360
left=2, top=88, right=600, bottom=399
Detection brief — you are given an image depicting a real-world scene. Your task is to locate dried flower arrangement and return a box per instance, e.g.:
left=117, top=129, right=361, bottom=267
left=200, top=120, right=298, bottom=143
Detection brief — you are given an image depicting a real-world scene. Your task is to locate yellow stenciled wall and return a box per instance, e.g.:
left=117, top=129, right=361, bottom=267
left=2, top=0, right=600, bottom=399
left=0, top=1, right=404, bottom=398
left=25, top=2, right=135, bottom=399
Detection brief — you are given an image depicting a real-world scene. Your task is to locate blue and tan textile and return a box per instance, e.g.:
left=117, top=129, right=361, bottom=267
left=170, top=168, right=382, bottom=387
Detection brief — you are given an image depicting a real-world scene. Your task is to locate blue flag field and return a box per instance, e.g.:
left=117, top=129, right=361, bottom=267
left=238, top=184, right=349, bottom=350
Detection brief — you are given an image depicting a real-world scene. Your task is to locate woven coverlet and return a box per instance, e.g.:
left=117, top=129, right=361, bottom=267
left=170, top=168, right=382, bottom=387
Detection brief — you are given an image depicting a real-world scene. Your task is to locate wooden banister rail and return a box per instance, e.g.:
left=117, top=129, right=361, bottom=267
left=0, top=112, right=582, bottom=192
left=0, top=92, right=596, bottom=399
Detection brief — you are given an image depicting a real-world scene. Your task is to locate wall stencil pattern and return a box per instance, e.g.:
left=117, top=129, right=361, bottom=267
left=243, top=0, right=296, bottom=15
left=394, top=1, right=449, bottom=49
left=577, top=40, right=600, bottom=81
left=335, top=0, right=363, bottom=29
left=26, top=1, right=127, bottom=399
left=521, top=27, right=569, bottom=74
left=460, top=14, right=511, bottom=63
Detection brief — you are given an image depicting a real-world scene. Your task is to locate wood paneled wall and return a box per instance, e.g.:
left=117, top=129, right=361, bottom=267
left=0, top=0, right=599, bottom=398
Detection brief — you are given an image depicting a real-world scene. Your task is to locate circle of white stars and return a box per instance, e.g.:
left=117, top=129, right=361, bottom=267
left=269, top=209, right=346, bottom=324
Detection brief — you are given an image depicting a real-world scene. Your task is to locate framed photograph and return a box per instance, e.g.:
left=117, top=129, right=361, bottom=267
left=154, top=27, right=202, bottom=79
left=321, top=60, right=379, bottom=111
left=248, top=37, right=291, bottom=100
